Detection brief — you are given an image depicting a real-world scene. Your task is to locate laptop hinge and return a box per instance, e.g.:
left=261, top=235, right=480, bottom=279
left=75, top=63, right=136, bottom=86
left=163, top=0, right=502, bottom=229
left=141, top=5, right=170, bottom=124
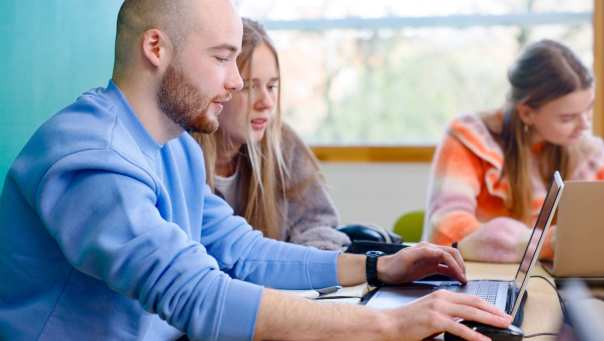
left=505, top=283, right=516, bottom=313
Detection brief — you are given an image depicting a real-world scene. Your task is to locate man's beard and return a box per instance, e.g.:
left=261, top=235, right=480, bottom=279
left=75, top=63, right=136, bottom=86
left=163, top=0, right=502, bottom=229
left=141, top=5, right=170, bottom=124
left=157, top=63, right=219, bottom=134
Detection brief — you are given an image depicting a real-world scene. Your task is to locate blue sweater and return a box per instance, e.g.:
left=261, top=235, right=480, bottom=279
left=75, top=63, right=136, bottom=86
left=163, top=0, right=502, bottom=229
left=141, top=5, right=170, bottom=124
left=0, top=81, right=339, bottom=341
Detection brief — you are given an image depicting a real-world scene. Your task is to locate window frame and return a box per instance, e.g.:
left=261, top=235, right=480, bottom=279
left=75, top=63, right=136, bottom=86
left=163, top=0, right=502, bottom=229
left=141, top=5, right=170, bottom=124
left=310, top=1, right=603, bottom=163
left=593, top=0, right=604, bottom=137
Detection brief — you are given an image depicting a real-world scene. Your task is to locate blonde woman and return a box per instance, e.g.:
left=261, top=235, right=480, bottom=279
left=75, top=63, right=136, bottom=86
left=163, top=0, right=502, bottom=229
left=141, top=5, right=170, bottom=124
left=425, top=40, right=604, bottom=262
left=193, top=18, right=350, bottom=250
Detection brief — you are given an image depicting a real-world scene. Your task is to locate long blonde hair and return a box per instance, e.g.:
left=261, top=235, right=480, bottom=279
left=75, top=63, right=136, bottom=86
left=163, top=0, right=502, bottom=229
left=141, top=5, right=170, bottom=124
left=495, top=39, right=592, bottom=223
left=194, top=18, right=288, bottom=239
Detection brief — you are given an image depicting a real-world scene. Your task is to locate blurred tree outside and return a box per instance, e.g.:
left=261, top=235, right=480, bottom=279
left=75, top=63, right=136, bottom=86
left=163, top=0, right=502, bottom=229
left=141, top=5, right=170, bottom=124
left=238, top=0, right=593, bottom=145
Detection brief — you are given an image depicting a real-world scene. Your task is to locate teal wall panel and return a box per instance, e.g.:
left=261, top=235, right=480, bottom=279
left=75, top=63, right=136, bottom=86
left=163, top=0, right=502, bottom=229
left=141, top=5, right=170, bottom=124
left=0, top=1, right=123, bottom=188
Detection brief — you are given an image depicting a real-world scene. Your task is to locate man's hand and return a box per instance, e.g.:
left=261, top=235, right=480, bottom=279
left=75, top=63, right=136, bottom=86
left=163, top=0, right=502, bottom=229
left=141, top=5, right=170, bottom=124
left=253, top=287, right=511, bottom=341
left=260, top=242, right=513, bottom=341
left=381, top=290, right=512, bottom=341
left=377, top=241, right=467, bottom=284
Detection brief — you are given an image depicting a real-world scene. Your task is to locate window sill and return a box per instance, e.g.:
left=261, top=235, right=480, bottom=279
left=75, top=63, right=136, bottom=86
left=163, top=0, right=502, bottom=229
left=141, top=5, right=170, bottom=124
left=311, top=145, right=435, bottom=163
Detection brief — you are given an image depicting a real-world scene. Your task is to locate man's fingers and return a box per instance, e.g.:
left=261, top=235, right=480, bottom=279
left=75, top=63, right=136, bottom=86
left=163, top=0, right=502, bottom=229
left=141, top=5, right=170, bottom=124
left=440, top=318, right=491, bottom=341
left=448, top=303, right=511, bottom=329
left=439, top=245, right=466, bottom=274
left=412, top=243, right=466, bottom=282
left=430, top=292, right=512, bottom=341
left=433, top=248, right=467, bottom=283
left=438, top=291, right=511, bottom=321
left=434, top=264, right=466, bottom=284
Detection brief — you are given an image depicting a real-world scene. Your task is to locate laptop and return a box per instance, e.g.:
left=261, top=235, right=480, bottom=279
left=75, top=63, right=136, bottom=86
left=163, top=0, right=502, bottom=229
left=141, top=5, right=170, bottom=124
left=556, top=280, right=604, bottom=341
left=363, top=171, right=564, bottom=326
left=542, top=180, right=604, bottom=283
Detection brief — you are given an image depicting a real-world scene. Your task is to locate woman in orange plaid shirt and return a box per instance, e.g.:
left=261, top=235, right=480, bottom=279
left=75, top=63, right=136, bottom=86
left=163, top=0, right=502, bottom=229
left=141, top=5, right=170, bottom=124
left=425, top=40, right=604, bottom=262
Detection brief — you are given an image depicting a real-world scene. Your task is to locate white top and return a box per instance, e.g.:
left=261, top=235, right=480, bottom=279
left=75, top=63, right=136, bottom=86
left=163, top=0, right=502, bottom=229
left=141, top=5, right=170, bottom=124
left=214, top=164, right=240, bottom=206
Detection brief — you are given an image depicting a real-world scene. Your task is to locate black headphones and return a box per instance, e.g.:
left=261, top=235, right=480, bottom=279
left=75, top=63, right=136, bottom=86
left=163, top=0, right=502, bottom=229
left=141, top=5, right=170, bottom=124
left=337, top=224, right=401, bottom=244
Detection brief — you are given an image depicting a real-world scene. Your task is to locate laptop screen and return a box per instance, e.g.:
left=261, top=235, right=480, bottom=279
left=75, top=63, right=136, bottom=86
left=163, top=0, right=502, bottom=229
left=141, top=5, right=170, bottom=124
left=510, top=171, right=564, bottom=315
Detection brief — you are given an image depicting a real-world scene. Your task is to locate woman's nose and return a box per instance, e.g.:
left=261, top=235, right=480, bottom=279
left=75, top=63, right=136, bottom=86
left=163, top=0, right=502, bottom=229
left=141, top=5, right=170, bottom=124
left=254, top=88, right=274, bottom=111
left=578, top=111, right=591, bottom=130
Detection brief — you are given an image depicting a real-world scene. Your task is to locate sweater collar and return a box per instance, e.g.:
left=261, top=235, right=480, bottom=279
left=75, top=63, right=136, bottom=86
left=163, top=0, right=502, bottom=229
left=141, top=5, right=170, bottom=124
left=449, top=113, right=505, bottom=171
left=105, top=80, right=164, bottom=156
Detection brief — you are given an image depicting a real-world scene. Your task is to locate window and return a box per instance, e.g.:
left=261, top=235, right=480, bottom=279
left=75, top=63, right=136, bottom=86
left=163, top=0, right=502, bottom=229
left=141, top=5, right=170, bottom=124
left=236, top=1, right=594, bottom=149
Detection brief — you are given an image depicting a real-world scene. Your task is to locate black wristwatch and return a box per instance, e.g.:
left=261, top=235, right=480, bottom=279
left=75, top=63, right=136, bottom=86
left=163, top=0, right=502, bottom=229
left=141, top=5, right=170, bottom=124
left=365, top=250, right=385, bottom=287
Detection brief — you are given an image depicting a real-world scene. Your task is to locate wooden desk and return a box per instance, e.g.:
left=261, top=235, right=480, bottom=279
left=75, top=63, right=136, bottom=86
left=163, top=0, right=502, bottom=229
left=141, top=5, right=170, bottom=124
left=318, top=260, right=604, bottom=339
left=326, top=262, right=563, bottom=340
left=591, top=286, right=604, bottom=300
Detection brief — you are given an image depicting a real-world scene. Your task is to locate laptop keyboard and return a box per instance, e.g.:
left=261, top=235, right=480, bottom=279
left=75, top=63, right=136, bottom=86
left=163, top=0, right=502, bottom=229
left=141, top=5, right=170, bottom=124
left=446, top=281, right=502, bottom=305
left=465, top=281, right=500, bottom=304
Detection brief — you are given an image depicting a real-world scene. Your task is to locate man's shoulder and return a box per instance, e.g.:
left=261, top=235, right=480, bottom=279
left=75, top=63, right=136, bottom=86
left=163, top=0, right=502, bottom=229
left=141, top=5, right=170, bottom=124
left=10, top=86, right=149, bottom=184
left=4, top=86, right=135, bottom=200
left=39, top=87, right=119, bottom=149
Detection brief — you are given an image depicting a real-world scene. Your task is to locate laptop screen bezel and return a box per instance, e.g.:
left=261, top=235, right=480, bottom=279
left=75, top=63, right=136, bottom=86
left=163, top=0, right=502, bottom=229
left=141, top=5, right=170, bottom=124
left=510, top=171, right=564, bottom=318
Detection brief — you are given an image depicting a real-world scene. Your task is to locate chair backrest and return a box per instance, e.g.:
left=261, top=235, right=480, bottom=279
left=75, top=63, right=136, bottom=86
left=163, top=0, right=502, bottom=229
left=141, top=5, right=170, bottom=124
left=392, top=210, right=424, bottom=242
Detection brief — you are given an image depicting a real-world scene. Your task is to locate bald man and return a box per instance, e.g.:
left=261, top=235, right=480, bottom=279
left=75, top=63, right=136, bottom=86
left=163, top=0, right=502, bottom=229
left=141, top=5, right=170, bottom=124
left=0, top=1, right=511, bottom=340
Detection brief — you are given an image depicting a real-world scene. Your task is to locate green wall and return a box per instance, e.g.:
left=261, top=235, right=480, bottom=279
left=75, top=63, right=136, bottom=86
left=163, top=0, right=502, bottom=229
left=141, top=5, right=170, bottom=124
left=0, top=1, right=123, bottom=188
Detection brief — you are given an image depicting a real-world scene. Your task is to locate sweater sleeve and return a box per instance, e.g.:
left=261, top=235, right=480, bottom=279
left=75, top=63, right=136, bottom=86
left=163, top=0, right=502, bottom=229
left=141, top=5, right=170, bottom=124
left=35, top=149, right=337, bottom=341
left=35, top=149, right=261, bottom=341
left=199, top=184, right=340, bottom=290
left=425, top=133, right=483, bottom=245
left=279, top=127, right=350, bottom=250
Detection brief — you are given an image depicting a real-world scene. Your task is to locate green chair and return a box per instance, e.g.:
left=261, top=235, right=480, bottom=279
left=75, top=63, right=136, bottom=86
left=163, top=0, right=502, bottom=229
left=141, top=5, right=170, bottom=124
left=392, top=210, right=425, bottom=243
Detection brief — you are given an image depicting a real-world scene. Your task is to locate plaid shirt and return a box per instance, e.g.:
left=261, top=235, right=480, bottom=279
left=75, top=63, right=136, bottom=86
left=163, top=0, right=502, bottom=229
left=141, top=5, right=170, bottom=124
left=425, top=111, right=604, bottom=260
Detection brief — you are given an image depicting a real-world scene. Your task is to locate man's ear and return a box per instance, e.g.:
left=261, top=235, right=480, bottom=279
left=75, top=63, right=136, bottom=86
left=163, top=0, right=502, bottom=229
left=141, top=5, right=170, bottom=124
left=516, top=103, right=535, bottom=126
left=141, top=28, right=173, bottom=69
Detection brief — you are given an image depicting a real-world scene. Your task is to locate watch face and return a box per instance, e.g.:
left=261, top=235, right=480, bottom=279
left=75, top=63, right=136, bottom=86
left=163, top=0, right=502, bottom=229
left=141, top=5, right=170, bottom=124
left=366, top=250, right=385, bottom=257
